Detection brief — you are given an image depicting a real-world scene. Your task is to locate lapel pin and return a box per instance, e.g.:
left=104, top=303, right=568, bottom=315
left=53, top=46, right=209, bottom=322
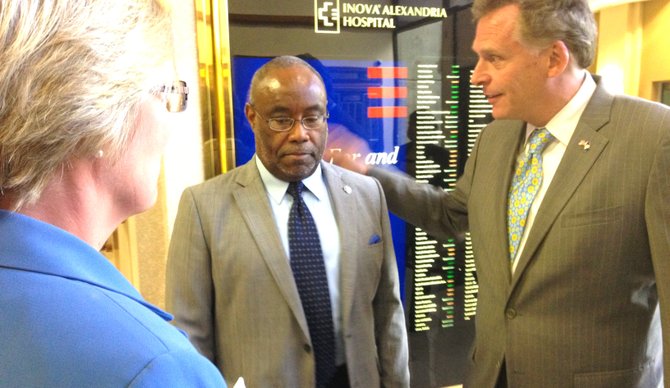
left=343, top=185, right=352, bottom=194
left=578, top=140, right=591, bottom=151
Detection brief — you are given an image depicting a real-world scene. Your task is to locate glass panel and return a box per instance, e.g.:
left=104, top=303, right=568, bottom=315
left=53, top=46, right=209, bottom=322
left=224, top=1, right=490, bottom=386
left=661, top=82, right=670, bottom=106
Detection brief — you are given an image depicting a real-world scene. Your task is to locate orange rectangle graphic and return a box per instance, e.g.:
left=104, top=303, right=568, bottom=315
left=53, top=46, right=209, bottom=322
left=367, top=86, right=408, bottom=99
left=368, top=106, right=408, bottom=118
left=367, top=67, right=409, bottom=79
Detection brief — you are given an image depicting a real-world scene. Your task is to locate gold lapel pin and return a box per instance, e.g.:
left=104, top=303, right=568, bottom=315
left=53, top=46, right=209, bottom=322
left=578, top=140, right=591, bottom=151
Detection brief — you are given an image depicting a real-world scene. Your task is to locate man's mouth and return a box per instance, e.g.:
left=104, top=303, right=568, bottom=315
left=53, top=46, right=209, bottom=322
left=484, top=92, right=502, bottom=103
left=284, top=151, right=313, bottom=160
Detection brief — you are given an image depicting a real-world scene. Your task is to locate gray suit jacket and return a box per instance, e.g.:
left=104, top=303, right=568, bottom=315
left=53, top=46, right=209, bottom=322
left=371, top=78, right=670, bottom=387
left=167, top=159, right=409, bottom=388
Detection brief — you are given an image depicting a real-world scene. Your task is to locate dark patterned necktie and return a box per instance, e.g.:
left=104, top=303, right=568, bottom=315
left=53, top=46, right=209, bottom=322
left=287, top=181, right=336, bottom=387
left=507, top=128, right=555, bottom=260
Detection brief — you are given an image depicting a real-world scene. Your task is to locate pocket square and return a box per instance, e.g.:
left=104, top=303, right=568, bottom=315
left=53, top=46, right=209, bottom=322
left=368, top=234, right=381, bottom=244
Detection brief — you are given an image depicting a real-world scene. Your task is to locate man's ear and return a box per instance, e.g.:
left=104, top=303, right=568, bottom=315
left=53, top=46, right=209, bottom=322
left=244, top=103, right=256, bottom=126
left=547, top=40, right=570, bottom=77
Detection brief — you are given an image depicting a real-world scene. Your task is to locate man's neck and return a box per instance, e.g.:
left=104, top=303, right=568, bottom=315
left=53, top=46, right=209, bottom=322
left=531, top=68, right=588, bottom=128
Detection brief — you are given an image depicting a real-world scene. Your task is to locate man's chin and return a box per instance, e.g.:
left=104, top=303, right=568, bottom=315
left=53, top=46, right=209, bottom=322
left=490, top=107, right=507, bottom=120
left=273, top=160, right=318, bottom=182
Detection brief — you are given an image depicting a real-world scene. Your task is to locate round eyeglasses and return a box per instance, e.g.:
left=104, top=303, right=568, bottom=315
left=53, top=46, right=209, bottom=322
left=151, top=80, right=188, bottom=113
left=251, top=106, right=329, bottom=132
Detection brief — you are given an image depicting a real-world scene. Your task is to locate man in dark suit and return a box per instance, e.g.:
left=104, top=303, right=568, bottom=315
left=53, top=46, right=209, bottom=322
left=166, top=56, right=409, bottom=387
left=329, top=0, right=670, bottom=386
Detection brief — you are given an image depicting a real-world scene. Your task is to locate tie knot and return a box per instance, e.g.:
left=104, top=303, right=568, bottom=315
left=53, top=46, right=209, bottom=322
left=287, top=181, right=304, bottom=199
left=528, top=128, right=555, bottom=155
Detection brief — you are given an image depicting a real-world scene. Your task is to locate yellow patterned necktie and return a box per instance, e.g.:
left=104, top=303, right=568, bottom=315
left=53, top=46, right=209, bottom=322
left=507, top=128, right=555, bottom=260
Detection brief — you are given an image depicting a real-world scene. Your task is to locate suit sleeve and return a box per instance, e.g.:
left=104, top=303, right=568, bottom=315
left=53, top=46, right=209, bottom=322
left=166, top=188, right=217, bottom=363
left=371, top=178, right=411, bottom=388
left=368, top=133, right=478, bottom=242
left=646, top=117, right=670, bottom=383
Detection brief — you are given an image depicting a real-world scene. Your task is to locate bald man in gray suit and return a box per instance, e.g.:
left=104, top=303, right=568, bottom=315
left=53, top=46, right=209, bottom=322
left=330, top=1, right=670, bottom=387
left=166, top=56, right=409, bottom=388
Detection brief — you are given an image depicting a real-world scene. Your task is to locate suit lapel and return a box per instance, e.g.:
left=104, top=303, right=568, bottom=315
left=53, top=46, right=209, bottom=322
left=489, top=123, right=527, bottom=283
left=511, top=83, right=612, bottom=284
left=321, top=163, right=358, bottom=324
left=232, top=160, right=310, bottom=337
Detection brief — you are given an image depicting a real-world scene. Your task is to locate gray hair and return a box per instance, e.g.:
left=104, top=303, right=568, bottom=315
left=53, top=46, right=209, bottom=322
left=0, top=0, right=173, bottom=209
left=471, top=0, right=597, bottom=69
left=247, top=55, right=326, bottom=106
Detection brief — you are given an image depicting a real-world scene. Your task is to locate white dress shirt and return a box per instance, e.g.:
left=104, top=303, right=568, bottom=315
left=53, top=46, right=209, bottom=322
left=511, top=72, right=597, bottom=272
left=255, top=157, right=345, bottom=364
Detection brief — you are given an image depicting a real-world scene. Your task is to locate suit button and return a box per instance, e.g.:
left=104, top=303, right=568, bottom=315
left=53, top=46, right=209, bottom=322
left=505, top=308, right=517, bottom=319
left=303, top=344, right=312, bottom=353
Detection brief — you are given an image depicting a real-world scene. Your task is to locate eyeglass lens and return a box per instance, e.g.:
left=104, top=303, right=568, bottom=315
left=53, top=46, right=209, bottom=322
left=157, top=80, right=188, bottom=113
left=267, top=114, right=328, bottom=131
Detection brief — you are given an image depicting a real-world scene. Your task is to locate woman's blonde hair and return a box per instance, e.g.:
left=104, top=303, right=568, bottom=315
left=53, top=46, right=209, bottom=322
left=0, top=0, right=174, bottom=209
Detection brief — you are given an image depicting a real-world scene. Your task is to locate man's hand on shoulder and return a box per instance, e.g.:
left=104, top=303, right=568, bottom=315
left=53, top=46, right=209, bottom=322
left=325, top=123, right=371, bottom=175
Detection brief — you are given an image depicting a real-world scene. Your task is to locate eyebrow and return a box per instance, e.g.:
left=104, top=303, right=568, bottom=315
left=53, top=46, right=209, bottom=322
left=268, top=104, right=326, bottom=116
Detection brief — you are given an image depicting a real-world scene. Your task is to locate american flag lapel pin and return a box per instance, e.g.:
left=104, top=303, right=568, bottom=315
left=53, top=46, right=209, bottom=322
left=578, top=140, right=591, bottom=151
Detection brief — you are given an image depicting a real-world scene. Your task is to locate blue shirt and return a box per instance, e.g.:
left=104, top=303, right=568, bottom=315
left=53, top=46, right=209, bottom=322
left=0, top=210, right=226, bottom=387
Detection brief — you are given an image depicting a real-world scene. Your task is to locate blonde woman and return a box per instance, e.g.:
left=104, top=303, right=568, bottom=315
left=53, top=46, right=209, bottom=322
left=0, top=1, right=225, bottom=386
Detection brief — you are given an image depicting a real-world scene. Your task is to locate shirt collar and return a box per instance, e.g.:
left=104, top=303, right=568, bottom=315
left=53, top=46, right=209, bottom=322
left=526, top=71, right=597, bottom=146
left=255, top=156, right=328, bottom=204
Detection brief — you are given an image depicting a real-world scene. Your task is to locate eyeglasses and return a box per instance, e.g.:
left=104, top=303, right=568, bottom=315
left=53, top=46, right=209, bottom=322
left=251, top=106, right=329, bottom=132
left=151, top=80, right=188, bottom=113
